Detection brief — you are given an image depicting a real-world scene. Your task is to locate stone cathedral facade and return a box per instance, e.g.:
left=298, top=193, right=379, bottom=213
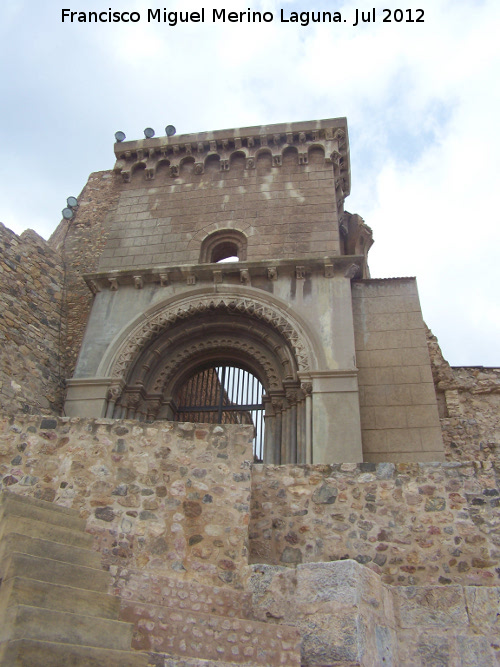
left=63, top=117, right=443, bottom=465
left=0, top=118, right=499, bottom=666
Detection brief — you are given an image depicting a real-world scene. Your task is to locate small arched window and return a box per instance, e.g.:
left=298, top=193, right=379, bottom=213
left=199, top=229, right=247, bottom=263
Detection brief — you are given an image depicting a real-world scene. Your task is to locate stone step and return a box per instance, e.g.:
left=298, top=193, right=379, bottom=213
left=0, top=552, right=110, bottom=593
left=120, top=599, right=301, bottom=666
left=0, top=495, right=86, bottom=532
left=0, top=491, right=79, bottom=518
left=0, top=577, right=121, bottom=622
left=0, top=532, right=101, bottom=569
left=0, top=514, right=94, bottom=550
left=0, top=604, right=134, bottom=651
left=111, top=567, right=253, bottom=620
left=0, top=639, right=151, bottom=667
left=150, top=655, right=289, bottom=667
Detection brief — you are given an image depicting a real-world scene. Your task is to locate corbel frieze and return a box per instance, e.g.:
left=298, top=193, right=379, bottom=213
left=113, top=124, right=350, bottom=186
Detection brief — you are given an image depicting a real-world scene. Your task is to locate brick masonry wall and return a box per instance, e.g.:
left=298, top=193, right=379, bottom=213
left=0, top=223, right=65, bottom=415
left=97, top=147, right=339, bottom=271
left=0, top=415, right=253, bottom=589
left=353, top=278, right=444, bottom=462
left=49, top=170, right=121, bottom=378
left=249, top=461, right=500, bottom=587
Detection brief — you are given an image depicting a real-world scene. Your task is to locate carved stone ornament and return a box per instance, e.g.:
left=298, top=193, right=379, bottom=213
left=133, top=276, right=143, bottom=290
left=240, top=269, right=251, bottom=285
left=213, top=270, right=223, bottom=284
left=344, top=263, right=361, bottom=280
left=109, top=278, right=119, bottom=291
left=108, top=384, right=122, bottom=401
left=151, top=336, right=282, bottom=393
left=301, top=381, right=313, bottom=395
left=160, top=273, right=169, bottom=287
left=324, top=263, right=334, bottom=279
left=88, top=279, right=100, bottom=294
left=194, top=163, right=204, bottom=175
left=296, top=266, right=306, bottom=280
left=170, top=165, right=179, bottom=178
left=110, top=295, right=312, bottom=382
left=186, top=274, right=196, bottom=286
left=267, top=267, right=278, bottom=281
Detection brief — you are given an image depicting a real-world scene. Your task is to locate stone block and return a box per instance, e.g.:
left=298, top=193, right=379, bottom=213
left=393, top=585, right=468, bottom=628
left=0, top=640, right=151, bottom=667
left=465, top=586, right=500, bottom=629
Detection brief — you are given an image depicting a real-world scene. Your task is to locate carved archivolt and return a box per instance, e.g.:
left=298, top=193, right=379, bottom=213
left=109, top=295, right=312, bottom=382
left=149, top=337, right=283, bottom=394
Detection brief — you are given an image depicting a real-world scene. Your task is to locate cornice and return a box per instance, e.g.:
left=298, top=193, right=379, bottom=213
left=113, top=117, right=350, bottom=195
left=84, top=255, right=365, bottom=294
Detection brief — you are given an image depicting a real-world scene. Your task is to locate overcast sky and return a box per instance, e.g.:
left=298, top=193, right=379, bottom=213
left=1, top=0, right=499, bottom=366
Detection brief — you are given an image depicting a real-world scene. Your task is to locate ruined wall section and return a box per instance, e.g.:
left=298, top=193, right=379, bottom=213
left=426, top=328, right=500, bottom=462
left=49, top=170, right=122, bottom=378
left=352, top=278, right=444, bottom=462
left=0, top=223, right=64, bottom=415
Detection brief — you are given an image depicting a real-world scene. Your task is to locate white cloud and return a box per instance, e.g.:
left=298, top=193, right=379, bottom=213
left=0, top=0, right=498, bottom=364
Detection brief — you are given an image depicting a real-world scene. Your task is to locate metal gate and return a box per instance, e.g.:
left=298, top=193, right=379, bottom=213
left=174, top=365, right=265, bottom=461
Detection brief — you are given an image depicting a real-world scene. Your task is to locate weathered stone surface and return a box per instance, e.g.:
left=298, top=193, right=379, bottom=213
left=0, top=416, right=253, bottom=589
left=0, top=223, right=65, bottom=416
left=250, top=461, right=500, bottom=586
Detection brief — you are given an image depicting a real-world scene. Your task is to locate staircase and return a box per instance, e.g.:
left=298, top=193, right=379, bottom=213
left=114, top=569, right=301, bottom=665
left=0, top=492, right=301, bottom=667
left=0, top=491, right=149, bottom=666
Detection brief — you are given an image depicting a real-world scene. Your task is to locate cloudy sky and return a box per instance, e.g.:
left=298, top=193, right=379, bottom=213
left=1, top=0, right=499, bottom=366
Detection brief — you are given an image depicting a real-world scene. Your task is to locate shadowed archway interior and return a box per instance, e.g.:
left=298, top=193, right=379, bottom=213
left=105, top=303, right=310, bottom=464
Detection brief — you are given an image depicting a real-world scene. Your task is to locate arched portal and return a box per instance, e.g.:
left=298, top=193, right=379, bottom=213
left=173, top=363, right=265, bottom=461
left=103, top=294, right=315, bottom=464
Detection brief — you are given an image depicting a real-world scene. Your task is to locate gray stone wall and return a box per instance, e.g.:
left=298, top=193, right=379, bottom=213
left=353, top=278, right=444, bottom=461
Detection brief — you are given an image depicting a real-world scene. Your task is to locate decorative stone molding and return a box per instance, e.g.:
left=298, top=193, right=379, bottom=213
left=113, top=118, right=351, bottom=194
left=84, top=256, right=366, bottom=293
left=108, top=295, right=313, bottom=383
left=133, top=275, right=143, bottom=289
left=150, top=336, right=283, bottom=394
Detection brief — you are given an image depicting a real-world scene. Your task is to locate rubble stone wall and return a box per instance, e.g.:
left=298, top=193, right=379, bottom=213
left=249, top=460, right=500, bottom=588
left=426, top=328, right=500, bottom=462
left=0, top=415, right=253, bottom=589
left=0, top=223, right=65, bottom=415
left=49, top=170, right=121, bottom=377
